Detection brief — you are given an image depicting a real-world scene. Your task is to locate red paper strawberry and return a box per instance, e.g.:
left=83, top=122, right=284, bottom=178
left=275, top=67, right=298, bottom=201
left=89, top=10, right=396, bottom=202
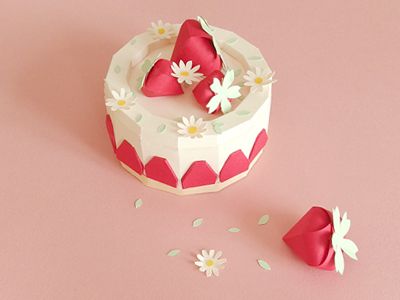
left=192, top=70, right=224, bottom=114
left=141, top=59, right=183, bottom=97
left=171, top=19, right=222, bottom=76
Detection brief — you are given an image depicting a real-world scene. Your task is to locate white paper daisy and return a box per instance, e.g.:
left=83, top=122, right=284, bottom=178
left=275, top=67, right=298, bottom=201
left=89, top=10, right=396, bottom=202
left=195, top=249, right=226, bottom=277
left=177, top=116, right=206, bottom=138
left=106, top=88, right=135, bottom=111
left=207, top=69, right=241, bottom=114
left=171, top=60, right=203, bottom=85
left=243, top=67, right=276, bottom=92
left=148, top=20, right=174, bottom=40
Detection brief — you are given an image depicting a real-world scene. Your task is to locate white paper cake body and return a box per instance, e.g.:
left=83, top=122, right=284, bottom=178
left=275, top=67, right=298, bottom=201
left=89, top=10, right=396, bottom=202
left=104, top=23, right=272, bottom=195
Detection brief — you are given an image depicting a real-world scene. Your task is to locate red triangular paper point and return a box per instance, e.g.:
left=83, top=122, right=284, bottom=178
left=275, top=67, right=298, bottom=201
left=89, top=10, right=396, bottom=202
left=145, top=156, right=178, bottom=188
left=116, top=140, right=144, bottom=175
left=219, top=150, right=249, bottom=182
left=171, top=19, right=222, bottom=76
left=181, top=161, right=217, bottom=189
left=193, top=70, right=225, bottom=114
left=105, top=114, right=117, bottom=153
left=283, top=207, right=335, bottom=269
left=141, top=59, right=184, bottom=97
left=249, top=129, right=268, bottom=162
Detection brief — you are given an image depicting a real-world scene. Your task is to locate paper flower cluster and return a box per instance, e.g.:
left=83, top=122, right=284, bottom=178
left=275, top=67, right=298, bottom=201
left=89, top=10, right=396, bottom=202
left=283, top=206, right=358, bottom=275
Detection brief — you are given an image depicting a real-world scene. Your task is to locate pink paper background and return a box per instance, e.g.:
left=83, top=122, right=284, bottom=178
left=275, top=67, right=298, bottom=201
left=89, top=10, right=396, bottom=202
left=1, top=0, right=399, bottom=299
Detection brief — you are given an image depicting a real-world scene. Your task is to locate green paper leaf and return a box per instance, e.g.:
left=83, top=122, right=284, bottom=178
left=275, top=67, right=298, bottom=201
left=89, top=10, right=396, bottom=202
left=225, top=37, right=238, bottom=44
left=114, top=65, right=121, bottom=74
left=212, top=122, right=223, bottom=134
left=136, top=75, right=144, bottom=90
left=248, top=55, right=262, bottom=60
left=130, top=39, right=137, bottom=45
left=141, top=59, right=152, bottom=73
left=167, top=249, right=180, bottom=257
left=234, top=69, right=242, bottom=77
left=134, top=198, right=143, bottom=208
left=258, top=214, right=270, bottom=225
left=192, top=218, right=203, bottom=228
left=228, top=227, right=240, bottom=233
left=236, top=110, right=251, bottom=116
left=257, top=259, right=271, bottom=270
left=135, top=114, right=142, bottom=122
left=157, top=123, right=166, bottom=133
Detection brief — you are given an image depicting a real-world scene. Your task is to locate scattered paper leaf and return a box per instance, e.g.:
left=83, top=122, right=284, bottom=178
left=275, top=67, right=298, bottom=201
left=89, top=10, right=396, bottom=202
left=228, top=227, right=240, bottom=233
left=258, top=214, right=270, bottom=225
left=192, top=218, right=203, bottom=228
left=157, top=123, right=166, bottom=133
left=257, top=259, right=271, bottom=270
left=134, top=198, right=143, bottom=208
left=167, top=249, right=180, bottom=257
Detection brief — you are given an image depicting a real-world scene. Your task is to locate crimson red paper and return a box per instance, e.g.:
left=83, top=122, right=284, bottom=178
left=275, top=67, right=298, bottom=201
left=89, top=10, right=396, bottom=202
left=171, top=19, right=222, bottom=76
left=283, top=207, right=335, bottom=270
left=192, top=70, right=225, bottom=113
left=181, top=161, right=217, bottom=189
left=219, top=150, right=250, bottom=182
left=145, top=156, right=178, bottom=187
left=116, top=140, right=144, bottom=175
left=249, top=129, right=268, bottom=162
left=105, top=114, right=117, bottom=153
left=141, top=59, right=184, bottom=97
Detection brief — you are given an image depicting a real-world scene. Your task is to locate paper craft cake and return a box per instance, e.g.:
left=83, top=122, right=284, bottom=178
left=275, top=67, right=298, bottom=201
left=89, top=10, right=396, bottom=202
left=104, top=17, right=275, bottom=195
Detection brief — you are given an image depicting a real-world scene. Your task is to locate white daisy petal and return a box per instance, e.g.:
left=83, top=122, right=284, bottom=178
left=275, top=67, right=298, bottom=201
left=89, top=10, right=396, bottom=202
left=197, top=254, right=204, bottom=261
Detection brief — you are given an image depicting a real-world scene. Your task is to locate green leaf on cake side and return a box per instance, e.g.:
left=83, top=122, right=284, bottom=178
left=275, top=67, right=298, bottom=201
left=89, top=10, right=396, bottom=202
left=130, top=39, right=137, bottom=45
left=257, top=259, right=271, bottom=270
left=227, top=227, right=240, bottom=233
left=135, top=114, right=142, bottom=123
left=167, top=249, right=181, bottom=257
left=134, top=198, right=143, bottom=208
left=212, top=122, right=224, bottom=134
left=157, top=123, right=167, bottom=133
left=114, top=65, right=121, bottom=74
left=136, top=75, right=144, bottom=90
left=258, top=214, right=270, bottom=225
left=192, top=218, right=203, bottom=228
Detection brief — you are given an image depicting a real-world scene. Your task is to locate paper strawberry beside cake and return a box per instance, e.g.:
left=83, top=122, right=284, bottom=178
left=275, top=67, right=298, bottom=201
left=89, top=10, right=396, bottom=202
left=104, top=17, right=275, bottom=195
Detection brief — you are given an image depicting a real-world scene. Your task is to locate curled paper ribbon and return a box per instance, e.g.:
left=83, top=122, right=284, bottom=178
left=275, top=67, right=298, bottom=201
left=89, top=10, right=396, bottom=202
left=171, top=19, right=222, bottom=77
left=283, top=206, right=358, bottom=275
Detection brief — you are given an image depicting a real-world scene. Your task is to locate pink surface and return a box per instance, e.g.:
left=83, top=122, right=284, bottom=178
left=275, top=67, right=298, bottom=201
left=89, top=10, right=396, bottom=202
left=0, top=0, right=399, bottom=299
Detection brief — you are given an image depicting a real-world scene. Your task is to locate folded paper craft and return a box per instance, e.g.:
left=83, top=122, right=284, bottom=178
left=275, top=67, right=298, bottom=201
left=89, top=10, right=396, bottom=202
left=142, top=59, right=184, bottom=97
left=283, top=206, right=358, bottom=275
left=171, top=19, right=222, bottom=76
left=193, top=70, right=225, bottom=113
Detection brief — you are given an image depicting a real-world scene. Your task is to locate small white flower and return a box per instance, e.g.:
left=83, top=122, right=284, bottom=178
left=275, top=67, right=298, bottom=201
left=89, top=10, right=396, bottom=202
left=243, top=67, right=275, bottom=92
left=171, top=60, right=203, bottom=85
left=331, top=207, right=359, bottom=275
left=194, top=249, right=227, bottom=277
left=207, top=69, right=241, bottom=114
left=148, top=20, right=174, bottom=40
left=177, top=116, right=206, bottom=138
left=106, top=88, right=135, bottom=111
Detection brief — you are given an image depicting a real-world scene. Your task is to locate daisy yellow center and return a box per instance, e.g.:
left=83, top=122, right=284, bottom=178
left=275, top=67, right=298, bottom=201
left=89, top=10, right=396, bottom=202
left=158, top=28, right=166, bottom=35
left=254, top=77, right=264, bottom=84
left=205, top=259, right=214, bottom=267
left=187, top=126, right=198, bottom=134
left=117, top=99, right=126, bottom=106
left=180, top=71, right=189, bottom=77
